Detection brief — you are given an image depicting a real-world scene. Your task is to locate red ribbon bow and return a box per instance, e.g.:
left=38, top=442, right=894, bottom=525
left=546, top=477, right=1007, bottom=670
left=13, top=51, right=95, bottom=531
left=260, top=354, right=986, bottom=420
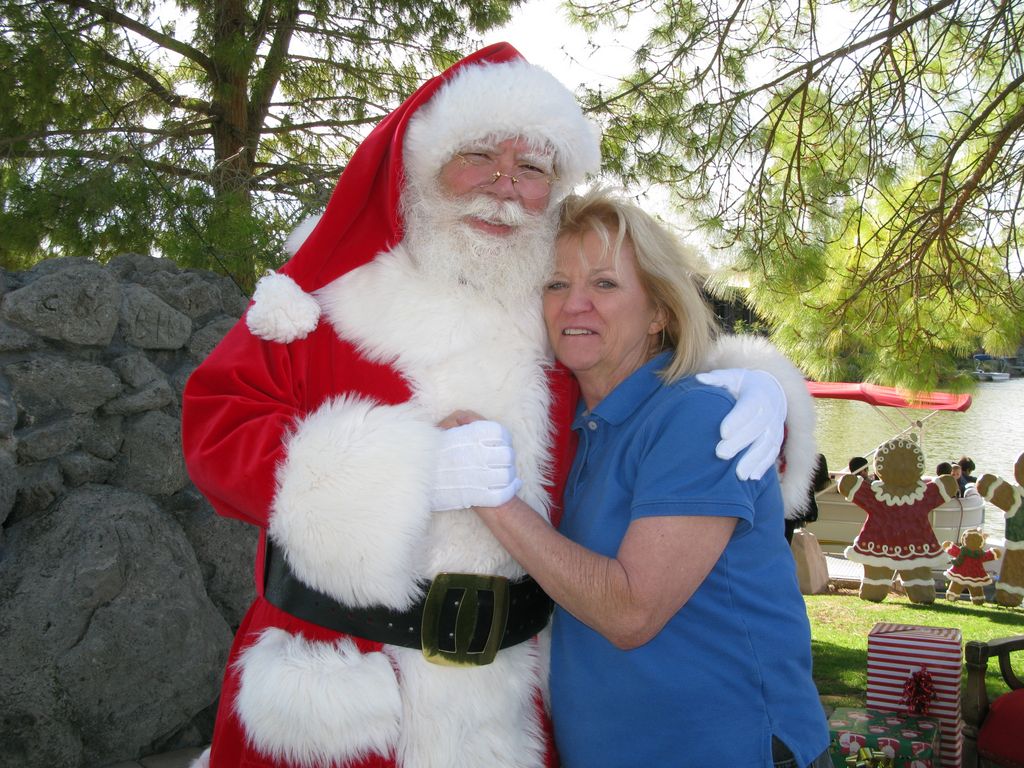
left=901, top=667, right=937, bottom=714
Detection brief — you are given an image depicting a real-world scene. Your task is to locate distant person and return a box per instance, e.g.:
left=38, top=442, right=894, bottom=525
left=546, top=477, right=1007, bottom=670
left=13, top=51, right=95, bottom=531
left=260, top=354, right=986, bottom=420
left=786, top=453, right=829, bottom=542
left=949, top=463, right=966, bottom=497
left=849, top=455, right=873, bottom=480
left=958, top=456, right=978, bottom=483
left=936, top=461, right=954, bottom=477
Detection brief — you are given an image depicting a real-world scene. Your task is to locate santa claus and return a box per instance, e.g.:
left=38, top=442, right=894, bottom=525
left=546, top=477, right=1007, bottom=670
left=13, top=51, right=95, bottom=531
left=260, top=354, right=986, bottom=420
left=181, top=43, right=817, bottom=768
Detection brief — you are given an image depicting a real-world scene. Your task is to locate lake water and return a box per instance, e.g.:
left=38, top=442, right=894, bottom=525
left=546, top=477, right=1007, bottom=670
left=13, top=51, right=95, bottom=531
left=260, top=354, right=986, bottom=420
left=813, top=377, right=1024, bottom=541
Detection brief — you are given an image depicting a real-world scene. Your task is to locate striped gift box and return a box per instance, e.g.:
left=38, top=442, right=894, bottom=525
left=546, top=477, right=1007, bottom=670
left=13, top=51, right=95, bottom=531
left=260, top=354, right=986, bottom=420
left=867, top=623, right=963, bottom=768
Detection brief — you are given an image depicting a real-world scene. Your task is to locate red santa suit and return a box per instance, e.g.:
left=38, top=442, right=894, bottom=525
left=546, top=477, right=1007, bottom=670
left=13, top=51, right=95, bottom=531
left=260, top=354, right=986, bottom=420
left=182, top=43, right=818, bottom=768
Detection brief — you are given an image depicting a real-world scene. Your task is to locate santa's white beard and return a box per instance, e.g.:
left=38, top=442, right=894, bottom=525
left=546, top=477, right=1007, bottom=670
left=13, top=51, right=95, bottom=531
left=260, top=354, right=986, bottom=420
left=401, top=183, right=558, bottom=309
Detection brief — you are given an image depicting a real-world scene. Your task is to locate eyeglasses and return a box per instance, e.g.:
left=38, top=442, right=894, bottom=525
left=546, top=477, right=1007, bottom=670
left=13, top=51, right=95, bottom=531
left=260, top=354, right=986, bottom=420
left=454, top=153, right=557, bottom=200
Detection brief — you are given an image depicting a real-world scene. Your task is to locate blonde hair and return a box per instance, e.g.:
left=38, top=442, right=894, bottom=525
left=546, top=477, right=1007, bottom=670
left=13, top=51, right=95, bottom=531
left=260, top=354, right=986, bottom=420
left=557, top=186, right=717, bottom=383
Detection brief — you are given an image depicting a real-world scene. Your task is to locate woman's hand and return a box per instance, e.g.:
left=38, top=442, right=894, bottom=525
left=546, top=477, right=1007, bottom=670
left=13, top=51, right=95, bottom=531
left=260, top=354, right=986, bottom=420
left=437, top=409, right=485, bottom=429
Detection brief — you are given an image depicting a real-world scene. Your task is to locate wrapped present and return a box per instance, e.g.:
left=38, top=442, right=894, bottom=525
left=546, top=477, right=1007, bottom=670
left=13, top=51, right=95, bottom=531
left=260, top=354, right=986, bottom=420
left=867, top=623, right=963, bottom=768
left=828, top=707, right=941, bottom=767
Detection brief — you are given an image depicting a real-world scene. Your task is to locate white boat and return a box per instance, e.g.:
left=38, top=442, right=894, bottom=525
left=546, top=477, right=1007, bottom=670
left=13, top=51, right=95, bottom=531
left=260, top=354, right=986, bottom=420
left=973, top=353, right=1013, bottom=382
left=807, top=483, right=986, bottom=556
left=801, top=382, right=992, bottom=563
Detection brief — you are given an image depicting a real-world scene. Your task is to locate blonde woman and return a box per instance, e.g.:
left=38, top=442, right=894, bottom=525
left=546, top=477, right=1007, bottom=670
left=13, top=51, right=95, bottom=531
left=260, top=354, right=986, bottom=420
left=468, top=187, right=830, bottom=767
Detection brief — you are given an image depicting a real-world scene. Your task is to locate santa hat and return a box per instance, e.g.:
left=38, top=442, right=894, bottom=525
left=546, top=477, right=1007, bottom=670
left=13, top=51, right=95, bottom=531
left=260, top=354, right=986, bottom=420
left=247, top=43, right=600, bottom=343
left=403, top=57, right=601, bottom=199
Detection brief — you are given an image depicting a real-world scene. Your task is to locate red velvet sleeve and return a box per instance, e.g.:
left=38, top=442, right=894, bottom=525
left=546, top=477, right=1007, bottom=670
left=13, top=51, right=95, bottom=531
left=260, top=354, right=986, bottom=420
left=182, top=316, right=414, bottom=529
left=181, top=319, right=307, bottom=527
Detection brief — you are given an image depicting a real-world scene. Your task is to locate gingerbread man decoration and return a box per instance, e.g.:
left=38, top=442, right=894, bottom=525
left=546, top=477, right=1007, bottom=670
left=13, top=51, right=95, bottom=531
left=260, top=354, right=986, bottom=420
left=941, top=528, right=1000, bottom=604
left=838, top=438, right=956, bottom=603
left=976, top=451, right=1023, bottom=608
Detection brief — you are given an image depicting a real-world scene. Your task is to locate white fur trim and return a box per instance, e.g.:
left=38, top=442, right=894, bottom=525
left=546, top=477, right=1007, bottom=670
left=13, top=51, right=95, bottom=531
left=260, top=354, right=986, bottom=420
left=234, top=629, right=401, bottom=767
left=404, top=59, right=601, bottom=197
left=704, top=335, right=818, bottom=519
left=270, top=395, right=438, bottom=608
left=536, top=624, right=552, bottom=711
left=389, top=643, right=546, bottom=768
left=284, top=214, right=322, bottom=255
left=187, top=747, right=210, bottom=768
left=319, top=249, right=554, bottom=578
left=246, top=271, right=322, bottom=343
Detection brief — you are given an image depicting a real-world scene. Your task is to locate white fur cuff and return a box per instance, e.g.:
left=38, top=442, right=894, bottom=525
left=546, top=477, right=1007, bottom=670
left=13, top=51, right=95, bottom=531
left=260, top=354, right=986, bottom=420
left=235, top=629, right=401, bottom=767
left=270, top=396, right=438, bottom=608
left=705, top=335, right=818, bottom=519
left=246, top=271, right=322, bottom=343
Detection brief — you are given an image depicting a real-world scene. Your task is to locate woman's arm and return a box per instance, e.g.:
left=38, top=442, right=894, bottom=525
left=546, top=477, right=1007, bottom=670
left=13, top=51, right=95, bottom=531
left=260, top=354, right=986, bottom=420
left=475, top=499, right=736, bottom=649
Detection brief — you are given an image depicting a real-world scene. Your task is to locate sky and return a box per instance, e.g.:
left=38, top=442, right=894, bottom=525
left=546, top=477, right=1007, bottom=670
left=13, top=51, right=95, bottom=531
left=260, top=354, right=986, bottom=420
left=491, top=1, right=649, bottom=92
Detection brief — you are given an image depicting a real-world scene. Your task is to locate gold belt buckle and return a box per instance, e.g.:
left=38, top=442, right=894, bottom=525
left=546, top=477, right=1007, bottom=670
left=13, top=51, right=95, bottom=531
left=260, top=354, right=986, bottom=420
left=421, top=572, right=509, bottom=667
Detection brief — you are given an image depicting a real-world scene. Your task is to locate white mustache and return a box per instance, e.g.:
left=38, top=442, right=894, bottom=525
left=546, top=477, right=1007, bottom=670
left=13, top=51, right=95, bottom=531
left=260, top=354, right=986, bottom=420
left=459, top=196, right=530, bottom=227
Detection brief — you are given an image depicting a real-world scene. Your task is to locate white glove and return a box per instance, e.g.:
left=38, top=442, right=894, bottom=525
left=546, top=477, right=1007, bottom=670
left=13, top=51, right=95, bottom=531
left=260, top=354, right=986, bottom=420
left=430, top=421, right=521, bottom=511
left=696, top=368, right=787, bottom=481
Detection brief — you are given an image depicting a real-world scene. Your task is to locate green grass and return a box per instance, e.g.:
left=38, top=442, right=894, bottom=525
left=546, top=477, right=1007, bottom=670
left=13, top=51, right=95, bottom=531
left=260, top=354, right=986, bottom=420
left=805, top=590, right=1024, bottom=712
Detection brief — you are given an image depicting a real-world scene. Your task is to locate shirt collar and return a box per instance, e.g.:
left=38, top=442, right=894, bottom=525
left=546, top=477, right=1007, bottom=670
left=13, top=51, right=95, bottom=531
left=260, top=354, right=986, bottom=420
left=573, top=352, right=672, bottom=429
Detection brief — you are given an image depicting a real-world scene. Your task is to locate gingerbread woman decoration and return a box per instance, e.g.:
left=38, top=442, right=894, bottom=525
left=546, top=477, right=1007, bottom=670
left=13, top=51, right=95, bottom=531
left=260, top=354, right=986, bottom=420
left=976, top=451, right=1023, bottom=608
left=941, top=528, right=1000, bottom=604
left=838, top=438, right=956, bottom=603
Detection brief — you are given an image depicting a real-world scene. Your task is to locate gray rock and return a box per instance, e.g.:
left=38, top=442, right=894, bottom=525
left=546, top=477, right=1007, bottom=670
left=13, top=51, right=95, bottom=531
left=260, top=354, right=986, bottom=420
left=111, top=352, right=164, bottom=388
left=215, top=275, right=250, bottom=317
left=81, top=414, right=125, bottom=460
left=0, top=390, right=16, bottom=437
left=102, top=378, right=176, bottom=416
left=139, top=271, right=224, bottom=320
left=25, top=255, right=87, bottom=277
left=0, top=450, right=15, bottom=526
left=170, top=491, right=257, bottom=630
left=106, top=252, right=179, bottom=280
left=119, top=284, right=193, bottom=350
left=0, top=678, right=82, bottom=768
left=13, top=460, right=64, bottom=519
left=15, top=415, right=86, bottom=462
left=170, top=362, right=198, bottom=402
left=0, top=319, right=40, bottom=352
left=188, top=316, right=236, bottom=361
left=4, top=357, right=122, bottom=420
left=113, top=411, right=187, bottom=496
left=0, top=259, right=259, bottom=765
left=59, top=451, right=115, bottom=486
left=0, top=262, right=120, bottom=346
left=1, top=270, right=24, bottom=292
left=0, top=485, right=232, bottom=768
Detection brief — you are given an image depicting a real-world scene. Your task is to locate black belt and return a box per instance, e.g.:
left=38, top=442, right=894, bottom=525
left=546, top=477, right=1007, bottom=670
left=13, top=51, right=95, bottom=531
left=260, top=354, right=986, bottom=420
left=263, top=541, right=553, bottom=667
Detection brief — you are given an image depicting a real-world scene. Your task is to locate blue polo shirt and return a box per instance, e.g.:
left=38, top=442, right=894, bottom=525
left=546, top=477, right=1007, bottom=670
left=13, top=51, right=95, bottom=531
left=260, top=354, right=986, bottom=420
left=550, top=354, right=828, bottom=767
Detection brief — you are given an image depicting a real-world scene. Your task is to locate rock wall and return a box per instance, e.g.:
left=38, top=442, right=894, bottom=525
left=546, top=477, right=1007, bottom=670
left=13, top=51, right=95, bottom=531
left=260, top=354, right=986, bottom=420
left=0, top=255, right=258, bottom=768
